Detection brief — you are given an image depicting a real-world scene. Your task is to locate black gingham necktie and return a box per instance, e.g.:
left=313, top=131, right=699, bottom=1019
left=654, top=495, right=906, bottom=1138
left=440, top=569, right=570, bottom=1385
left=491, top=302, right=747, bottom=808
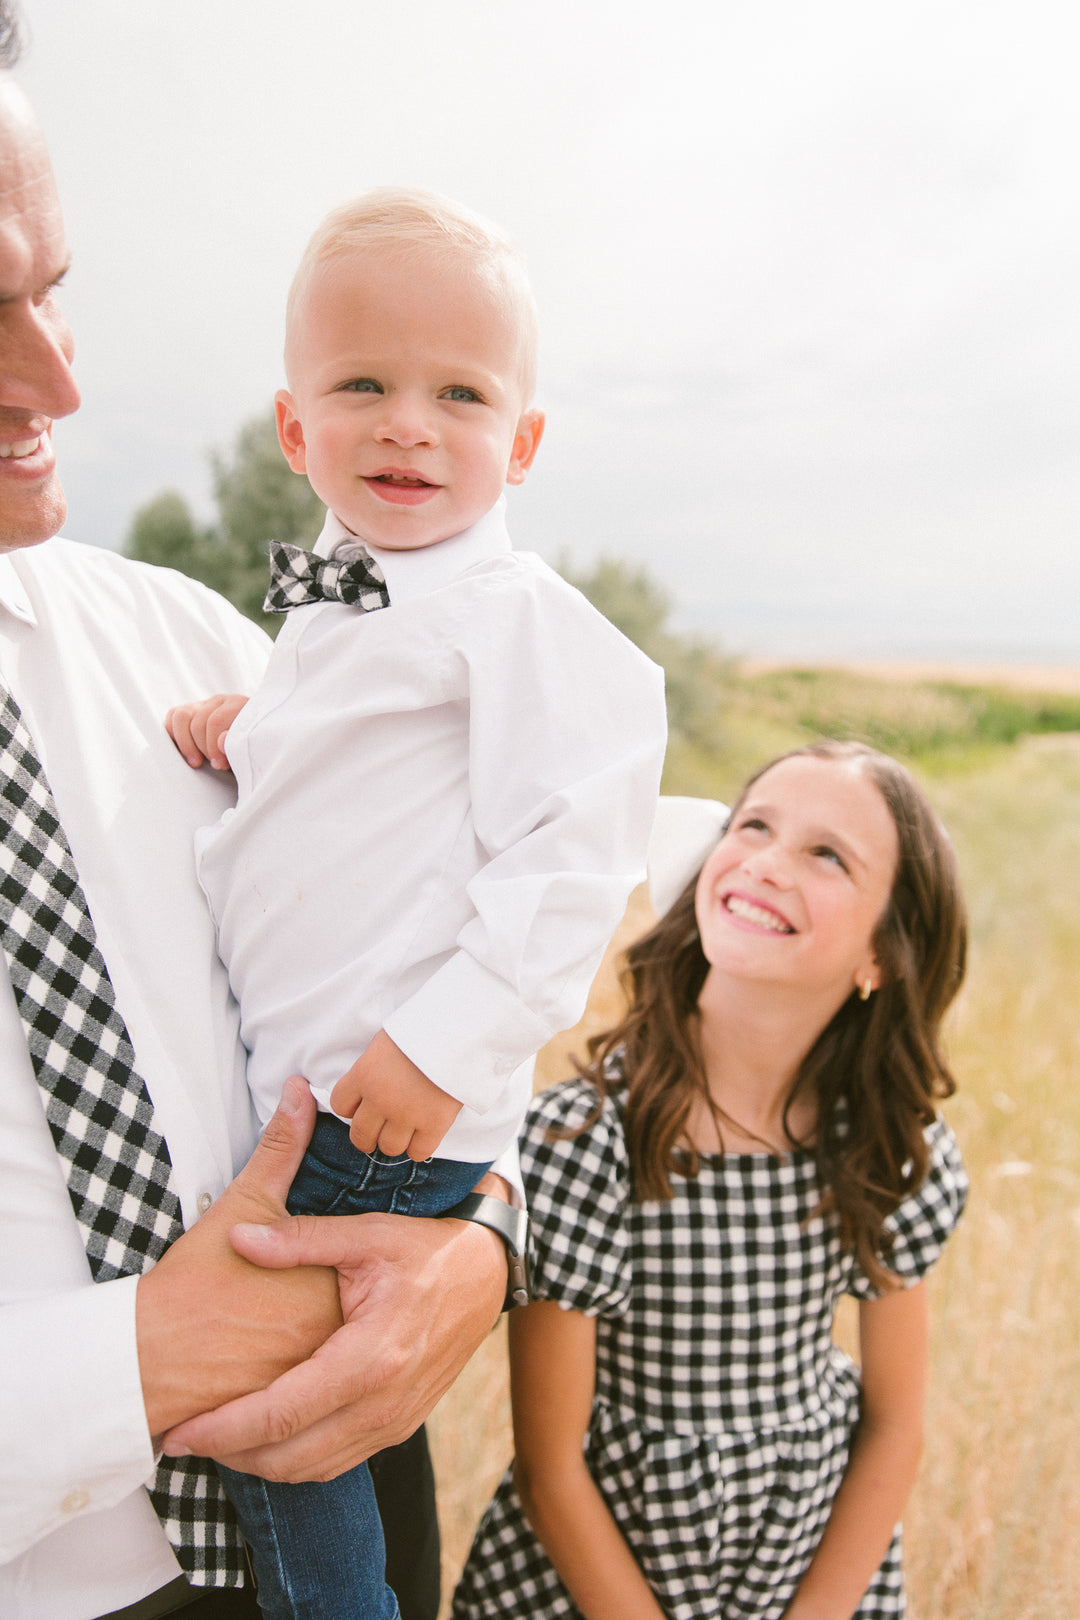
left=263, top=538, right=390, bottom=614
left=0, top=683, right=244, bottom=1587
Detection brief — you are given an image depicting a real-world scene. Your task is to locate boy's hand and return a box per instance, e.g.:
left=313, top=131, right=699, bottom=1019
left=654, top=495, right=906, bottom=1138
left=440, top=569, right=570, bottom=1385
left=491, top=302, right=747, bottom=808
left=166, top=693, right=249, bottom=771
left=330, top=1030, right=462, bottom=1161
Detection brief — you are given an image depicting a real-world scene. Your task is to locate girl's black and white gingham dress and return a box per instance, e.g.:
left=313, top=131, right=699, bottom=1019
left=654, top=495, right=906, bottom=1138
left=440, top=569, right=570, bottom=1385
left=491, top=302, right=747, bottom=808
left=453, top=1077, right=967, bottom=1620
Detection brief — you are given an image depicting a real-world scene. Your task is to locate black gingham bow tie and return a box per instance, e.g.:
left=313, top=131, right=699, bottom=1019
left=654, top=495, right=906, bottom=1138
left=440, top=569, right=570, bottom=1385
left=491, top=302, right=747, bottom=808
left=0, top=683, right=244, bottom=1587
left=263, top=539, right=390, bottom=614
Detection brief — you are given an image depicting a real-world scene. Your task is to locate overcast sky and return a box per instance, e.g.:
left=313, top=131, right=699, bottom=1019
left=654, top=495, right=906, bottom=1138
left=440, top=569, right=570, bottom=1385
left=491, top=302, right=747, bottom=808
left=17, top=0, right=1080, bottom=661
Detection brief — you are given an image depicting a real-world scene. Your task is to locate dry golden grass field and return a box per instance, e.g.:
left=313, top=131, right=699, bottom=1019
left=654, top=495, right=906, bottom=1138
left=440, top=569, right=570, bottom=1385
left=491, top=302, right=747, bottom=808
left=428, top=672, right=1080, bottom=1620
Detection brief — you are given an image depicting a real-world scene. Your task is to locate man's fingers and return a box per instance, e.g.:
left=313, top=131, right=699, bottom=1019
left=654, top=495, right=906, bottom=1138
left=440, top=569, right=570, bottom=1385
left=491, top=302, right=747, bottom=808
left=231, top=1076, right=316, bottom=1215
left=161, top=1323, right=390, bottom=1473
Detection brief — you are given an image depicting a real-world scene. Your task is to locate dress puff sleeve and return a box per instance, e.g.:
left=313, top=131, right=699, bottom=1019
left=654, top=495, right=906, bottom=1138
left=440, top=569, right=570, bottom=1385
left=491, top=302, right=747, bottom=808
left=520, top=1077, right=633, bottom=1319
left=848, top=1114, right=969, bottom=1300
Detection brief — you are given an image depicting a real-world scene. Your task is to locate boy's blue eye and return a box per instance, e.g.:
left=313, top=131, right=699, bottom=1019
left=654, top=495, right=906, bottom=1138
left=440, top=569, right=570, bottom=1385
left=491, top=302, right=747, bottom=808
left=341, top=378, right=382, bottom=394
left=441, top=386, right=482, bottom=403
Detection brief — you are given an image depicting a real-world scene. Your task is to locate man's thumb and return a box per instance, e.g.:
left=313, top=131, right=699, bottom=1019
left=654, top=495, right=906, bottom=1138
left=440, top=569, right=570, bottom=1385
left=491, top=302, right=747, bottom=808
left=233, top=1074, right=315, bottom=1210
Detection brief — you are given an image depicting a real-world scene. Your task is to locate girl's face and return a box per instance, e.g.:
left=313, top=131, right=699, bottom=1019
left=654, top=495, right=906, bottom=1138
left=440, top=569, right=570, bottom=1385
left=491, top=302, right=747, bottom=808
left=694, top=756, right=899, bottom=1008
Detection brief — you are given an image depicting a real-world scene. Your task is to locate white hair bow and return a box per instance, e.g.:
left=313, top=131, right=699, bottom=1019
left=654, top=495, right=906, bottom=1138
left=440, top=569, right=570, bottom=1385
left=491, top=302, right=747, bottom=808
left=646, top=796, right=729, bottom=919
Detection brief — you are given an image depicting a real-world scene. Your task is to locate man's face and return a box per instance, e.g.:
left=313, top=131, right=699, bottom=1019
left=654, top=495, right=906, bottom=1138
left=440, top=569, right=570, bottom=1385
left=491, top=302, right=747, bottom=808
left=0, top=79, right=79, bottom=550
left=275, top=246, right=543, bottom=550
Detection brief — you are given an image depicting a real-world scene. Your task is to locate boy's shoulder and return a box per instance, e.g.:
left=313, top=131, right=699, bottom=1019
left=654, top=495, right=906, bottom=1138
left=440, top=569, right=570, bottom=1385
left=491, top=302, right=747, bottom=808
left=459, top=548, right=661, bottom=663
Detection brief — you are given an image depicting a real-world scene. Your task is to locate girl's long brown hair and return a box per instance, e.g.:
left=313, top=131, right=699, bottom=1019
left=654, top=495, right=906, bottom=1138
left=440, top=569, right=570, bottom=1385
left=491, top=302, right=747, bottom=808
left=575, top=741, right=967, bottom=1289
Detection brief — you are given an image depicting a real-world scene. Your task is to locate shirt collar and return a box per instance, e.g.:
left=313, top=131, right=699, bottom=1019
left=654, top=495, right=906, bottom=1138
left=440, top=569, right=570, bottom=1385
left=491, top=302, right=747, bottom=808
left=312, top=499, right=511, bottom=606
left=0, top=548, right=40, bottom=627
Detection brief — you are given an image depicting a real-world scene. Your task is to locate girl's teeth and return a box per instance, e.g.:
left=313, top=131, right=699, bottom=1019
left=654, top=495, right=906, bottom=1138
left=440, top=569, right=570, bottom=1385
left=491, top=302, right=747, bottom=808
left=725, top=895, right=791, bottom=932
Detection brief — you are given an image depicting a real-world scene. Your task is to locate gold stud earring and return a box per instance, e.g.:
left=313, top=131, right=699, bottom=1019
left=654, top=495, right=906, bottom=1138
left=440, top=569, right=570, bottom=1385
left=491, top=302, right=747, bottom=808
left=858, top=978, right=873, bottom=1002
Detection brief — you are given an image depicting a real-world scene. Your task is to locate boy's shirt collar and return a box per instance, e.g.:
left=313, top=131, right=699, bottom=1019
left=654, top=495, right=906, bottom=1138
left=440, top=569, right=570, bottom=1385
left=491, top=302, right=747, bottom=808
left=312, top=498, right=512, bottom=606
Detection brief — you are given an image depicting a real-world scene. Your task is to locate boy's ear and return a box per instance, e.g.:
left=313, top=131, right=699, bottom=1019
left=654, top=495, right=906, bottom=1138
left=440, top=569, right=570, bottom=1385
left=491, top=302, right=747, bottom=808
left=275, top=390, right=308, bottom=473
left=505, top=409, right=545, bottom=486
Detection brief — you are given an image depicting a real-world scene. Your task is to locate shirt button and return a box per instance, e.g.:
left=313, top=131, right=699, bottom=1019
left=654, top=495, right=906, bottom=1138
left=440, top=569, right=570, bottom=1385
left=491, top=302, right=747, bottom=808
left=61, top=1489, right=90, bottom=1514
left=196, top=1192, right=214, bottom=1215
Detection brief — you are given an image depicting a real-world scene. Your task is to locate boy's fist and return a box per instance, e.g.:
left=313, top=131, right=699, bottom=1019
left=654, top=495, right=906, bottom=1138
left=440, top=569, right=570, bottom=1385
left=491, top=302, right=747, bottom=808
left=330, top=1030, right=462, bottom=1161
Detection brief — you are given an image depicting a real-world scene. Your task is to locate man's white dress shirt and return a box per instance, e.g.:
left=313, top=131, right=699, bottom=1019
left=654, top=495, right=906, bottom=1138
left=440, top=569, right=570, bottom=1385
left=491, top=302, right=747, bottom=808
left=0, top=538, right=270, bottom=1619
left=196, top=503, right=668, bottom=1165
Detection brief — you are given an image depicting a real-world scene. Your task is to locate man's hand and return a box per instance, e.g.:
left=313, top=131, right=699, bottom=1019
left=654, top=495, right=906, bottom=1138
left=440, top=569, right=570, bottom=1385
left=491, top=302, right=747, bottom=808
left=329, top=1029, right=462, bottom=1160
left=159, top=1176, right=509, bottom=1481
left=136, top=1075, right=342, bottom=1438
left=165, top=692, right=249, bottom=771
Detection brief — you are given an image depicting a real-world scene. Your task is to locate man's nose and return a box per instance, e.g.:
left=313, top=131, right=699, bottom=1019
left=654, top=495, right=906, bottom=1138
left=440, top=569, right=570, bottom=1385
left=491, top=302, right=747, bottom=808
left=372, top=391, right=437, bottom=448
left=0, top=296, right=81, bottom=420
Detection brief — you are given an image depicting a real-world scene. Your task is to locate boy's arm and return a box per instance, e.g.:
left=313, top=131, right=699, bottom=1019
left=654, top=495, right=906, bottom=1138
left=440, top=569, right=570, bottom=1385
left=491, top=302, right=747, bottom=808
left=383, top=569, right=668, bottom=1117
left=508, top=1301, right=668, bottom=1620
left=782, top=1283, right=928, bottom=1619
left=165, top=693, right=249, bottom=771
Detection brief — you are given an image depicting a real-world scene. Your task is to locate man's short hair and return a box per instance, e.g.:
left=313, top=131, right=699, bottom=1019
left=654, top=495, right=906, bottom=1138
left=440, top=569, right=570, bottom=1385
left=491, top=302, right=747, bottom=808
left=286, top=186, right=539, bottom=404
left=0, top=0, right=22, bottom=70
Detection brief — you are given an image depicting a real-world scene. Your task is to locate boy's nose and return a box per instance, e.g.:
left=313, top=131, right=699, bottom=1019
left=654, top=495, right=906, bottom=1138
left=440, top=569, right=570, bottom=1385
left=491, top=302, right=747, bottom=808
left=372, top=392, right=437, bottom=448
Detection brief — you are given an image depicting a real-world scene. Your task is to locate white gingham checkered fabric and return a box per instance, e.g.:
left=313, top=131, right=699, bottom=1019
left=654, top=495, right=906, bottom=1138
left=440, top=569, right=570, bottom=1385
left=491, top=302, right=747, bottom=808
left=0, top=684, right=244, bottom=1587
left=263, top=538, right=390, bottom=615
left=453, top=1074, right=968, bottom=1620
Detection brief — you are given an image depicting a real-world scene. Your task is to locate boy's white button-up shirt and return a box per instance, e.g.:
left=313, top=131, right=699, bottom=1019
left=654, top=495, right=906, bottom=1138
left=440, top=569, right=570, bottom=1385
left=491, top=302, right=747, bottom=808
left=196, top=502, right=668, bottom=1164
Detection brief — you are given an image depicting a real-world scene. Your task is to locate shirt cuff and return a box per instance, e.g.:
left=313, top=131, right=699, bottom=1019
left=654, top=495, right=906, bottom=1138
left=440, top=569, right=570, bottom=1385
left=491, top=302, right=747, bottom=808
left=384, top=953, right=552, bottom=1115
left=488, top=1140, right=524, bottom=1207
left=0, top=1275, right=156, bottom=1561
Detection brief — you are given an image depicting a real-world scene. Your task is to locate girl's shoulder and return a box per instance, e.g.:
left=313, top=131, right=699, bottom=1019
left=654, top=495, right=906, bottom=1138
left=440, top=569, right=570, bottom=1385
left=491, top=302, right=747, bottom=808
left=522, top=1072, right=630, bottom=1191
left=519, top=1073, right=635, bottom=1317
left=524, top=1069, right=625, bottom=1138
left=850, top=1113, right=969, bottom=1298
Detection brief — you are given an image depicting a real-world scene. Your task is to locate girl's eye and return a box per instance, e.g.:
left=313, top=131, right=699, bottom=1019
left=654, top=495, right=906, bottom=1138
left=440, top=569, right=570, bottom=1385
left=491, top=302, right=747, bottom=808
left=441, top=385, right=482, bottom=403
left=812, top=845, right=848, bottom=871
left=738, top=816, right=768, bottom=833
left=341, top=378, right=382, bottom=394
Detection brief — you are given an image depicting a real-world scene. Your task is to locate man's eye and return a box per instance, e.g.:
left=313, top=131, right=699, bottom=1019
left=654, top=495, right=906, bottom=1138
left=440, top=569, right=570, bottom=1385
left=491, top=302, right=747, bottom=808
left=441, top=386, right=482, bottom=403
left=341, top=378, right=382, bottom=394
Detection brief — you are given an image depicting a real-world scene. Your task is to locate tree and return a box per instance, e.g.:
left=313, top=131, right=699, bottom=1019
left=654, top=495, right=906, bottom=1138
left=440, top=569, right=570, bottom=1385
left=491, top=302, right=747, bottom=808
left=124, top=411, right=324, bottom=635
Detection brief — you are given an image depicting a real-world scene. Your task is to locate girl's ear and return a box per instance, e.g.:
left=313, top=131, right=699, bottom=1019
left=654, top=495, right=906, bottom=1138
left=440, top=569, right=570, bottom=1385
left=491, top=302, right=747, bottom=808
left=855, top=956, right=883, bottom=999
left=275, top=390, right=308, bottom=473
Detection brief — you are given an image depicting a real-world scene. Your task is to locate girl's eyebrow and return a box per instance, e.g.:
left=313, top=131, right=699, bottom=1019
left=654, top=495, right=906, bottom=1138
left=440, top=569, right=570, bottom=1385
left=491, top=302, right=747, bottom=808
left=740, top=800, right=868, bottom=871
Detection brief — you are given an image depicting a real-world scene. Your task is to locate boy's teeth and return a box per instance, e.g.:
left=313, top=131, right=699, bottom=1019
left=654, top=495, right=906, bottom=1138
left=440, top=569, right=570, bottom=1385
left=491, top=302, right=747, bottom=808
left=725, top=895, right=791, bottom=932
left=0, top=436, right=42, bottom=459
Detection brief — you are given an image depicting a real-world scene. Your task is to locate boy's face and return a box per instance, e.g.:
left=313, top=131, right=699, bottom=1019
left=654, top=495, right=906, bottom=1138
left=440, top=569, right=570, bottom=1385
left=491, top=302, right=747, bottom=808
left=276, top=246, right=544, bottom=550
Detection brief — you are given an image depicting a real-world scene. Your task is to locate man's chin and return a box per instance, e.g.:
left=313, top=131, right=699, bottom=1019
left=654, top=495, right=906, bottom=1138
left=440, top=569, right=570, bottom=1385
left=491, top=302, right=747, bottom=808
left=0, top=481, right=67, bottom=551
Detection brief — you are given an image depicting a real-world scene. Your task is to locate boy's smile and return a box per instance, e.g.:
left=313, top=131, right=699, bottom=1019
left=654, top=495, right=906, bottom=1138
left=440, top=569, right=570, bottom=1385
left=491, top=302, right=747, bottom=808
left=275, top=246, right=544, bottom=550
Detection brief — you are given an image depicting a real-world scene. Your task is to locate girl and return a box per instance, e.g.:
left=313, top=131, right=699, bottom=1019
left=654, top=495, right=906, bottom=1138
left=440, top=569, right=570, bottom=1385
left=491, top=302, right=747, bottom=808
left=453, top=741, right=968, bottom=1620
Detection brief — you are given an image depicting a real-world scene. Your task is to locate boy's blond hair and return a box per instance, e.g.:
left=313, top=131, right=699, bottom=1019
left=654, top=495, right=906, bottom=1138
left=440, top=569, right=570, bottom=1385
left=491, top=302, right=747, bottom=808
left=285, top=186, right=539, bottom=403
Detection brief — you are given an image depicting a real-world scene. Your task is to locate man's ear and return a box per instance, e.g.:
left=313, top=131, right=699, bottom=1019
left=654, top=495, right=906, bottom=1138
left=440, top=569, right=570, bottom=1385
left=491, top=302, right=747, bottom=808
left=506, top=409, right=545, bottom=486
left=275, top=390, right=308, bottom=473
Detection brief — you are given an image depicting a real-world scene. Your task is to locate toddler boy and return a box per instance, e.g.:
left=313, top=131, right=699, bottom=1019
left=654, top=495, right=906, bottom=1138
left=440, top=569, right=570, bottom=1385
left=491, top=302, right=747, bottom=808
left=168, top=187, right=667, bottom=1618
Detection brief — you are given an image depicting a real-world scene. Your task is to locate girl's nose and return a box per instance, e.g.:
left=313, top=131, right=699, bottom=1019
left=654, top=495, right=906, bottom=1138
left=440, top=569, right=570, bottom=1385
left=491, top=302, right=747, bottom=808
left=743, top=841, right=793, bottom=887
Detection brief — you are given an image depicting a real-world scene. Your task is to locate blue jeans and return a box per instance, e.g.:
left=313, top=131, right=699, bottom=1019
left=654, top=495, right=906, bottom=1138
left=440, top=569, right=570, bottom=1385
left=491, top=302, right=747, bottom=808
left=218, top=1114, right=490, bottom=1619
